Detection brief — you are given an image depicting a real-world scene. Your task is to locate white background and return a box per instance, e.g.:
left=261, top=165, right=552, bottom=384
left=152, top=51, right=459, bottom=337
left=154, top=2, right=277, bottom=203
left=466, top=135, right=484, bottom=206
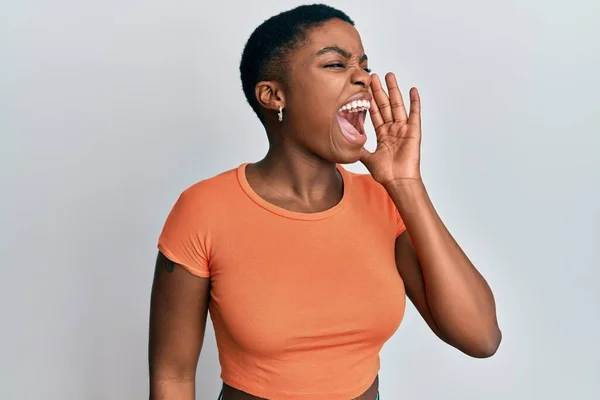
left=1, top=0, right=599, bottom=398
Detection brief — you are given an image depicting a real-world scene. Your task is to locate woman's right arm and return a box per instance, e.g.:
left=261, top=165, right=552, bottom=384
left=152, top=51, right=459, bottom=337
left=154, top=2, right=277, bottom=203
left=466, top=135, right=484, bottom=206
left=148, top=251, right=211, bottom=399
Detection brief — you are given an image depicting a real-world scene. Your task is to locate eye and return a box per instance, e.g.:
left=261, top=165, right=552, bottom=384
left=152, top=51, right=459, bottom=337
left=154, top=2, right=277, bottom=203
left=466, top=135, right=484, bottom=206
left=324, top=63, right=371, bottom=74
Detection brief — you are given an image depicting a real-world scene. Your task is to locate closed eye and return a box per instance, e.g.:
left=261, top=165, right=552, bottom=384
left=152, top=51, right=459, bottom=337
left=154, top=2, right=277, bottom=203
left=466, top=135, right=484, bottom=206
left=324, top=63, right=372, bottom=73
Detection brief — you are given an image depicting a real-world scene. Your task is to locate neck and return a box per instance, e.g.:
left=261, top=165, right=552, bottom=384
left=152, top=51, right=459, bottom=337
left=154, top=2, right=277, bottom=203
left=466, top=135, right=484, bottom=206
left=251, top=145, right=342, bottom=203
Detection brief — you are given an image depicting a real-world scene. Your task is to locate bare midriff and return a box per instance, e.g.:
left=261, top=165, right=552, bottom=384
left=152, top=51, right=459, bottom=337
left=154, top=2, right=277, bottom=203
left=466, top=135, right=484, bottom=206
left=219, top=375, right=379, bottom=400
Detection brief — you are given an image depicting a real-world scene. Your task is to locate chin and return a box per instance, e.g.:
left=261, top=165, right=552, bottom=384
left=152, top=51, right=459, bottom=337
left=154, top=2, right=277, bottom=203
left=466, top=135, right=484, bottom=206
left=328, top=148, right=362, bottom=165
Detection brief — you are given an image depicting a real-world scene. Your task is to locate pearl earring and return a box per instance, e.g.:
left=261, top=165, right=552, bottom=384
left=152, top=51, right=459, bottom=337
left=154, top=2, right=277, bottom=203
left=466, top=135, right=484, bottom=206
left=278, top=106, right=283, bottom=122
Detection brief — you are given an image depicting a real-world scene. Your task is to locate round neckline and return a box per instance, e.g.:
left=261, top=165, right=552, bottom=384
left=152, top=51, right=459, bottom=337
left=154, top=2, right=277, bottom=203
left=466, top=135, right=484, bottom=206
left=236, top=163, right=351, bottom=221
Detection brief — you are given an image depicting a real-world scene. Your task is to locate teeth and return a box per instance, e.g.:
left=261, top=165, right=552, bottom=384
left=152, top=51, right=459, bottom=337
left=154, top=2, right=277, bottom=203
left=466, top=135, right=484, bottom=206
left=338, top=99, right=371, bottom=113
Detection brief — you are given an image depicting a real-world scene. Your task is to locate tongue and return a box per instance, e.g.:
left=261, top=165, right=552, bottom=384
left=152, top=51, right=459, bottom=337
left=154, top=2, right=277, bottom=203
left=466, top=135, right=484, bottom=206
left=336, top=114, right=366, bottom=145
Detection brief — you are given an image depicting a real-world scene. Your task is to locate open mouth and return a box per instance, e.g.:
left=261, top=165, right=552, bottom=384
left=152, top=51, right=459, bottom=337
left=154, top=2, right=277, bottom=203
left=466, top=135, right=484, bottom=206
left=336, top=99, right=370, bottom=145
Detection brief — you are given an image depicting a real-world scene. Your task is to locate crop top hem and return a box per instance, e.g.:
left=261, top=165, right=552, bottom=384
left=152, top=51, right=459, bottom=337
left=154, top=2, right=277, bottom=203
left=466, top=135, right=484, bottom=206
left=220, top=368, right=379, bottom=400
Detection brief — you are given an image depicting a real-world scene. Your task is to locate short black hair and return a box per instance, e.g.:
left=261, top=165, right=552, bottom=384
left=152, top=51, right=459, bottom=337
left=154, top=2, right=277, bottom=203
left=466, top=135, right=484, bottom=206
left=239, top=4, right=354, bottom=124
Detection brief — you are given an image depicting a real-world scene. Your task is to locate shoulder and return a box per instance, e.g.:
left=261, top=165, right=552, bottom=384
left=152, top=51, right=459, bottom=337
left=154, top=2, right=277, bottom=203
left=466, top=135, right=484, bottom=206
left=342, top=166, right=398, bottom=215
left=165, top=165, right=241, bottom=220
left=182, top=166, right=238, bottom=197
left=157, top=168, right=244, bottom=277
left=342, top=166, right=406, bottom=236
left=342, top=167, right=389, bottom=199
left=175, top=166, right=241, bottom=206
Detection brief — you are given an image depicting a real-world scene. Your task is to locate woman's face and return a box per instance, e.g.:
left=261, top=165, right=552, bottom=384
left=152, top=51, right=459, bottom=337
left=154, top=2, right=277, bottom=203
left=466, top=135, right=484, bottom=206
left=283, top=19, right=373, bottom=164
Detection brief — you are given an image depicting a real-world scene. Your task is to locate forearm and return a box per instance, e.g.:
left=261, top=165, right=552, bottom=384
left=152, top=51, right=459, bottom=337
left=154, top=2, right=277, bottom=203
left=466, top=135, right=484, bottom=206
left=387, top=179, right=501, bottom=356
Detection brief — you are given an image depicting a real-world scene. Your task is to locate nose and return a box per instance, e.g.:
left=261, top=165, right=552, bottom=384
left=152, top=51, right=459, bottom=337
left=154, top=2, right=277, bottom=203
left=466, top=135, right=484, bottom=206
left=351, top=67, right=371, bottom=88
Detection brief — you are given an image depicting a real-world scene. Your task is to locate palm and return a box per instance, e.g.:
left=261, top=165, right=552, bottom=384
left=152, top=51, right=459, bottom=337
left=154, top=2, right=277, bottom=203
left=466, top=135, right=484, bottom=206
left=360, top=73, right=422, bottom=187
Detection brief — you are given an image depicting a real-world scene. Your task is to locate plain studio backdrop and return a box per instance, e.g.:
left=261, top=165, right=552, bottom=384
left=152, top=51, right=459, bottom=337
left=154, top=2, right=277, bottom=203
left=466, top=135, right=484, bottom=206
left=1, top=0, right=599, bottom=398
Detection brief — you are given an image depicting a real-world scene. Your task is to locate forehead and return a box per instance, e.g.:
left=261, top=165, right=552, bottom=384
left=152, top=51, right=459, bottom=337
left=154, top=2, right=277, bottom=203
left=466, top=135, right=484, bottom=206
left=301, top=19, right=365, bottom=57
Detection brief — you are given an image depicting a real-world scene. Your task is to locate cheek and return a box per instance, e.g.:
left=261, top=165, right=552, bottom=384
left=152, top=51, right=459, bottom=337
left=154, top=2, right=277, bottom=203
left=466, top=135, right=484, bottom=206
left=294, top=67, right=342, bottom=102
left=286, top=72, right=346, bottom=145
left=298, top=79, right=343, bottom=120
left=290, top=92, right=332, bottom=128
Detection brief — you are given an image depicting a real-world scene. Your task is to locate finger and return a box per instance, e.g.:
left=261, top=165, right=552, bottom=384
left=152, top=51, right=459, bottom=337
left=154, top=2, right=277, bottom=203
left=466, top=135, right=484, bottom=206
left=367, top=82, right=385, bottom=130
left=385, top=73, right=408, bottom=123
left=407, top=87, right=421, bottom=126
left=370, top=74, right=393, bottom=124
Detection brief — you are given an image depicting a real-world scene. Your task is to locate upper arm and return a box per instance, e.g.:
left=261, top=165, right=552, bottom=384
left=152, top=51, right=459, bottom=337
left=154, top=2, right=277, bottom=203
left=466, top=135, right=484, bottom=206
left=148, top=251, right=210, bottom=383
left=394, top=230, right=446, bottom=341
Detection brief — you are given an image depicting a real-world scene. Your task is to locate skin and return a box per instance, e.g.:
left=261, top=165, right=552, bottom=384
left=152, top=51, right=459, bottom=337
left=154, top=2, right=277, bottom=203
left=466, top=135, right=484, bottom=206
left=149, top=18, right=501, bottom=400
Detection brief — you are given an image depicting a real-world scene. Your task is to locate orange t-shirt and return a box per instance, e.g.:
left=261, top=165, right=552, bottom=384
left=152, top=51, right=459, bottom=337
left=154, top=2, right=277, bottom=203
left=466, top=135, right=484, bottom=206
left=158, top=163, right=407, bottom=400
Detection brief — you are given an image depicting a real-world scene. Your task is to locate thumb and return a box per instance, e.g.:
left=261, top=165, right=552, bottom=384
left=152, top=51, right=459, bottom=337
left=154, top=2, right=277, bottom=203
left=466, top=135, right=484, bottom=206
left=359, top=147, right=374, bottom=168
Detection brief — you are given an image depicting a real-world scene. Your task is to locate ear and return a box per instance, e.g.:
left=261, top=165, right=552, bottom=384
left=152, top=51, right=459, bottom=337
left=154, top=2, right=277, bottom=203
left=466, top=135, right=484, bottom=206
left=255, top=80, right=286, bottom=114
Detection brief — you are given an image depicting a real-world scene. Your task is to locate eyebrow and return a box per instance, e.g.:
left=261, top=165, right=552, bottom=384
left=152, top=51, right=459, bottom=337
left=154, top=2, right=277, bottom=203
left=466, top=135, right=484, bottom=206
left=316, top=46, right=368, bottom=62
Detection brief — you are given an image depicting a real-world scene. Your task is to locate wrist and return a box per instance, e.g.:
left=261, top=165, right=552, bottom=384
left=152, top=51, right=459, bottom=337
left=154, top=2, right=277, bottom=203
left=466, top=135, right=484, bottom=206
left=383, top=177, right=424, bottom=194
left=384, top=178, right=428, bottom=215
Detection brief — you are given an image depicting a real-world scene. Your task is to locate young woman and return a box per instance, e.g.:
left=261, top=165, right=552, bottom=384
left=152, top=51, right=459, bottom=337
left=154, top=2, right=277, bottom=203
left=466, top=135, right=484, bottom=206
left=148, top=5, right=501, bottom=400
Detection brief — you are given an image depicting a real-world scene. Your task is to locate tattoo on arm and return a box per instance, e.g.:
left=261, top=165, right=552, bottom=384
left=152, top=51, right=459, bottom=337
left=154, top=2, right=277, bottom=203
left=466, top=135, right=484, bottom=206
left=153, top=252, right=176, bottom=282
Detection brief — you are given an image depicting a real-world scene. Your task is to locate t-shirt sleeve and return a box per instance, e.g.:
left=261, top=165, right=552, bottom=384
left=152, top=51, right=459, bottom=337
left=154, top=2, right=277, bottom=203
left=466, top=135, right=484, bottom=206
left=384, top=190, right=406, bottom=238
left=393, top=206, right=407, bottom=238
left=157, top=190, right=211, bottom=278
